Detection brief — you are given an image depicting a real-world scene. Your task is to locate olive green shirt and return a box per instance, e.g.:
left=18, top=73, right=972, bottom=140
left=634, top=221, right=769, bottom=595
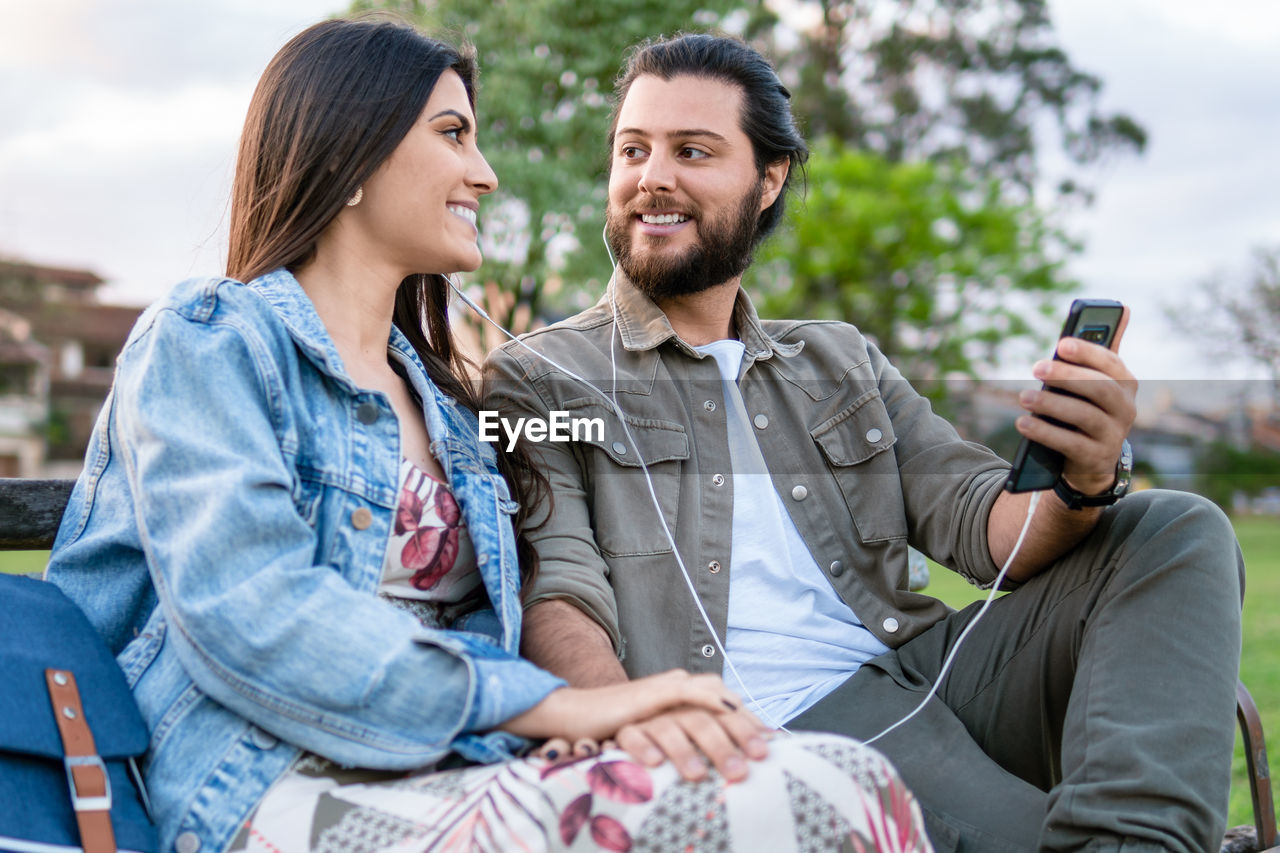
left=482, top=272, right=1010, bottom=677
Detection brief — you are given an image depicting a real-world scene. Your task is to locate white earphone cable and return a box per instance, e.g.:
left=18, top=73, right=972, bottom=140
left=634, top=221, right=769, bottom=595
left=864, top=489, right=1041, bottom=745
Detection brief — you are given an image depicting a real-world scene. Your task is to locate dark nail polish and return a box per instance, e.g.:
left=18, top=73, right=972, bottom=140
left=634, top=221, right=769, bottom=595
left=545, top=749, right=559, bottom=760
left=722, top=699, right=739, bottom=711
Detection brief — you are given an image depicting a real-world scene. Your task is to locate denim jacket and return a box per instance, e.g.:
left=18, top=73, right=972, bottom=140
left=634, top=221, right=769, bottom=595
left=46, top=269, right=564, bottom=853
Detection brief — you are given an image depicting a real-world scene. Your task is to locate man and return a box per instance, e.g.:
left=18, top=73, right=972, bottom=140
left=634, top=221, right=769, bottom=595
left=483, top=33, right=1243, bottom=851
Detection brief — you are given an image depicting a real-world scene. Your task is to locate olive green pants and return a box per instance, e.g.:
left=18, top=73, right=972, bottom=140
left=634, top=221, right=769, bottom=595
left=792, top=490, right=1244, bottom=852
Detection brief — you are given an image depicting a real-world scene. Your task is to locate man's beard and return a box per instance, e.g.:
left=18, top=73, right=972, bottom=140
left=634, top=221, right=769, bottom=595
left=605, top=181, right=763, bottom=302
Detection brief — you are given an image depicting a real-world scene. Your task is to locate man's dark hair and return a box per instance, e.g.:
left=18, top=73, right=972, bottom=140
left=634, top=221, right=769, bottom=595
left=608, top=33, right=809, bottom=239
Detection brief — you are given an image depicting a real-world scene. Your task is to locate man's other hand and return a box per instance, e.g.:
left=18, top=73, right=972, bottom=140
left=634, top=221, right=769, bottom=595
left=614, top=705, right=773, bottom=783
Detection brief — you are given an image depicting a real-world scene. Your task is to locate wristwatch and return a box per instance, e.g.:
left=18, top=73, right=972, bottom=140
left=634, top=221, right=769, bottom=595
left=1053, top=439, right=1133, bottom=510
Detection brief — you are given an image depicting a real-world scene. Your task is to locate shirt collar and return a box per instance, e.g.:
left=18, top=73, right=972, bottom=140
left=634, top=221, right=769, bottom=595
left=601, top=269, right=803, bottom=360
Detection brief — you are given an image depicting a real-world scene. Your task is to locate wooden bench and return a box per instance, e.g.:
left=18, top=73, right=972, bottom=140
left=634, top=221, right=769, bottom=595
left=1, top=476, right=1276, bottom=851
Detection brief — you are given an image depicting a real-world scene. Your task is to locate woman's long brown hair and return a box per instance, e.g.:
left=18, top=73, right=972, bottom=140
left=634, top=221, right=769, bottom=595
left=227, top=16, right=546, bottom=586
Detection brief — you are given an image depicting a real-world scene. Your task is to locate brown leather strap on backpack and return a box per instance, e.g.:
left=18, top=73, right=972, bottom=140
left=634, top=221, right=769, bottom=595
left=46, top=669, right=117, bottom=853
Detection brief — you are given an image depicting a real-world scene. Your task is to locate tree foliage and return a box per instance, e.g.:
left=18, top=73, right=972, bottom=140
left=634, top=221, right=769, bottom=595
left=757, top=144, right=1077, bottom=392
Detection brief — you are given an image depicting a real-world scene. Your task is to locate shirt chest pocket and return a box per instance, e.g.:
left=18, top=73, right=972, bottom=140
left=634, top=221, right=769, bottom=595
left=568, top=401, right=689, bottom=558
left=810, top=389, right=908, bottom=543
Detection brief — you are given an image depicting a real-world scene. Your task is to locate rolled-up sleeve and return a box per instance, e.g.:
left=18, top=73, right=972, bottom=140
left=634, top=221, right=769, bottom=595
left=115, top=307, right=563, bottom=769
left=871, top=343, right=1010, bottom=586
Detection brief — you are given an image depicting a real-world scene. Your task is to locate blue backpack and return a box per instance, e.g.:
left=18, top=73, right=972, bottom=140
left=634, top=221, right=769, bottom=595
left=0, top=574, right=157, bottom=853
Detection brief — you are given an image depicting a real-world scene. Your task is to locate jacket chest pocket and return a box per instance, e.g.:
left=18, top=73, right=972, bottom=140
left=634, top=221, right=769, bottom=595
left=811, top=389, right=908, bottom=543
left=571, top=402, right=689, bottom=558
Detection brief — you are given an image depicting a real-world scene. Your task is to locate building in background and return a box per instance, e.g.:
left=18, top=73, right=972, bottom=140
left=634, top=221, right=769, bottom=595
left=0, top=259, right=142, bottom=477
left=0, top=307, right=50, bottom=477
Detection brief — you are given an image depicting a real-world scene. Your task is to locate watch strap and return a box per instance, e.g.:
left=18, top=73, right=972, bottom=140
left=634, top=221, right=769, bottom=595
left=1053, top=439, right=1133, bottom=510
left=1053, top=476, right=1120, bottom=510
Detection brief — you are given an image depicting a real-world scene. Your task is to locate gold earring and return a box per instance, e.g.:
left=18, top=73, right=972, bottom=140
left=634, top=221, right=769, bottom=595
left=345, top=186, right=363, bottom=207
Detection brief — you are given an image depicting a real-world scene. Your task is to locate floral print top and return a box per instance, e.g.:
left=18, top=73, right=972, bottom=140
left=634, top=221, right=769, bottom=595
left=378, top=458, right=482, bottom=627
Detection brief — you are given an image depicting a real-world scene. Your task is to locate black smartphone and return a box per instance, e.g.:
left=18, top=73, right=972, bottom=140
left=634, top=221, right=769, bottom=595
left=1003, top=298, right=1129, bottom=494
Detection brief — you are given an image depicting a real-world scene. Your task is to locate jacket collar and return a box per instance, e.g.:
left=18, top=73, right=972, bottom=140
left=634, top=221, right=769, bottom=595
left=245, top=268, right=435, bottom=397
left=247, top=268, right=359, bottom=389
left=602, top=269, right=803, bottom=360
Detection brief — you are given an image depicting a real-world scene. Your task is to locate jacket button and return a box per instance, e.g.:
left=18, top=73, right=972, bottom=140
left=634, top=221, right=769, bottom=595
left=753, top=414, right=769, bottom=429
left=704, top=400, right=717, bottom=412
left=701, top=644, right=716, bottom=658
left=356, top=402, right=379, bottom=424
left=351, top=507, right=373, bottom=530
left=251, top=727, right=279, bottom=750
left=708, top=560, right=721, bottom=574
left=866, top=428, right=883, bottom=444
left=612, top=441, right=627, bottom=455
left=791, top=485, right=808, bottom=501
left=882, top=617, right=900, bottom=633
left=175, top=832, right=202, bottom=853
left=712, top=473, right=725, bottom=487
left=829, top=560, right=844, bottom=577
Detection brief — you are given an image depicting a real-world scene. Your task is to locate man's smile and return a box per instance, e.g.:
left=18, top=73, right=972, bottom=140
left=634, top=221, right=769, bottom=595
left=636, top=210, right=693, bottom=236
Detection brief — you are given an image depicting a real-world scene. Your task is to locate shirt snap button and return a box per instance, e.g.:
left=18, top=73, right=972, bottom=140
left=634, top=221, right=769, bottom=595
left=356, top=402, right=379, bottom=425
left=753, top=414, right=769, bottom=429
left=351, top=507, right=373, bottom=530
left=829, top=560, right=844, bottom=577
left=708, top=560, right=721, bottom=574
left=866, top=427, right=883, bottom=443
left=704, top=400, right=717, bottom=412
left=791, top=485, right=808, bottom=501
left=612, top=441, right=627, bottom=455
left=712, top=473, right=725, bottom=487
left=883, top=617, right=900, bottom=633
left=700, top=644, right=716, bottom=658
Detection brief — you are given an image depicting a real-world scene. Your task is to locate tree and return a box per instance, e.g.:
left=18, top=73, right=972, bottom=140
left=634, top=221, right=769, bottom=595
left=1166, top=246, right=1280, bottom=408
left=745, top=0, right=1146, bottom=202
left=756, top=144, right=1077, bottom=398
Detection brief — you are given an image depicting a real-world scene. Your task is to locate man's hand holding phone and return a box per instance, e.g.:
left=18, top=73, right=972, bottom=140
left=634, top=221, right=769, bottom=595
left=1008, top=300, right=1138, bottom=502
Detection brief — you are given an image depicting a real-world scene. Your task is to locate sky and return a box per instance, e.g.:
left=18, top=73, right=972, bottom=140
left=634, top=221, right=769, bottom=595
left=1, top=0, right=1278, bottom=387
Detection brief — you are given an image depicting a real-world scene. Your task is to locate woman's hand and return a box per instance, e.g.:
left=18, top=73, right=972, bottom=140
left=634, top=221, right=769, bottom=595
left=501, top=669, right=748, bottom=743
left=505, top=670, right=772, bottom=782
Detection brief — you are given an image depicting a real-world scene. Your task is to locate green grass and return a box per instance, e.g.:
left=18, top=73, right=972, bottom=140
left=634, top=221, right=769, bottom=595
left=5, top=515, right=1276, bottom=828
left=0, top=549, right=49, bottom=575
left=925, top=515, right=1279, bottom=831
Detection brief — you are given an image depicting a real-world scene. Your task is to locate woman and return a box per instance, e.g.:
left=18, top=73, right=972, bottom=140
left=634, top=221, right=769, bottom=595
left=46, top=15, right=930, bottom=853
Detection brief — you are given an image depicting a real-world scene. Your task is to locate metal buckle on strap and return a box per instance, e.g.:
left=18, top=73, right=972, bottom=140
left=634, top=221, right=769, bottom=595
left=65, top=754, right=113, bottom=812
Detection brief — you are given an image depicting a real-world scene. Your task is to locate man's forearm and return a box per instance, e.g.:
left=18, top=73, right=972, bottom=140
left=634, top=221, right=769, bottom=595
left=522, top=599, right=629, bottom=687
left=988, top=489, right=1102, bottom=582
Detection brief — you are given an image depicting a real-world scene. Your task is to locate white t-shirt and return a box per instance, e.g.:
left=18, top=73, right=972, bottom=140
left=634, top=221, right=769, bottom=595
left=696, top=339, right=890, bottom=724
